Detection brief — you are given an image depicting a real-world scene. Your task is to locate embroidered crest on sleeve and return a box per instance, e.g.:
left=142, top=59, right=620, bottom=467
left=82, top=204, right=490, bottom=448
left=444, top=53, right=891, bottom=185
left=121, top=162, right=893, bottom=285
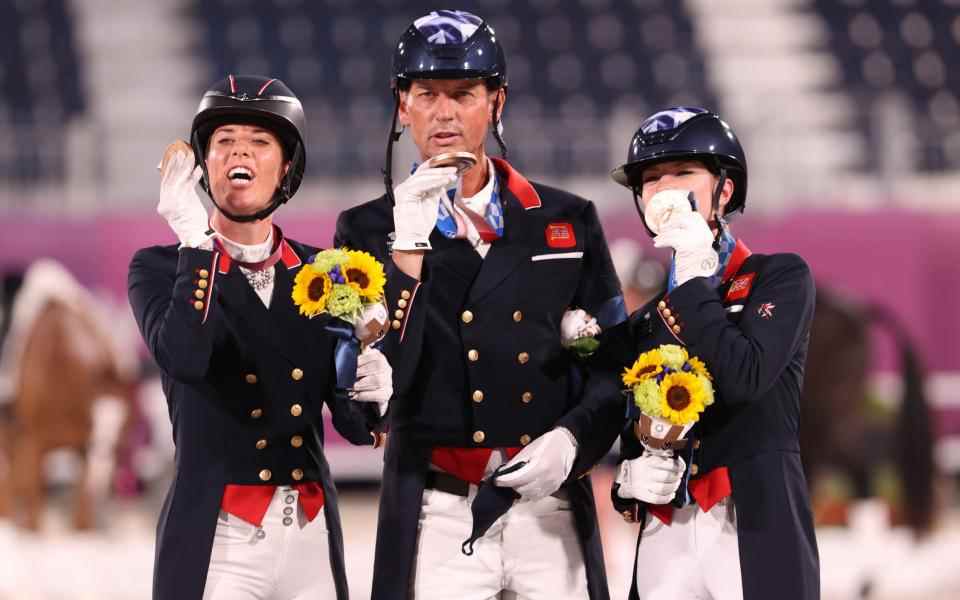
left=757, top=302, right=776, bottom=319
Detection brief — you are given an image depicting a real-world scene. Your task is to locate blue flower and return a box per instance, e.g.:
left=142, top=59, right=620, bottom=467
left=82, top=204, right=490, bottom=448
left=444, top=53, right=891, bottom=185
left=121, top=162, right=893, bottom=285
left=328, top=264, right=346, bottom=284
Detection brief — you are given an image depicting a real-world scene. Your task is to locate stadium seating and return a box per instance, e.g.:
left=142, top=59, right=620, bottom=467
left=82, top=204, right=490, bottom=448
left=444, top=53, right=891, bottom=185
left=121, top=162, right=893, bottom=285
left=0, top=0, right=85, bottom=183
left=814, top=0, right=960, bottom=172
left=192, top=0, right=719, bottom=176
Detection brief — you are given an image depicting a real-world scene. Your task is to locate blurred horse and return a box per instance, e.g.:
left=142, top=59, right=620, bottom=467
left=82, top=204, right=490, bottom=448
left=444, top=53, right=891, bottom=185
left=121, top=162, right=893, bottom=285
left=0, top=260, right=136, bottom=530
left=800, top=290, right=935, bottom=536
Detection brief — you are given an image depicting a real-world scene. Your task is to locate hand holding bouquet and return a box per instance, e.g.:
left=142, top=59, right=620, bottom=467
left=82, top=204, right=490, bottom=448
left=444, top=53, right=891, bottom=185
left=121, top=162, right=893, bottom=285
left=291, top=248, right=390, bottom=407
left=622, top=344, right=715, bottom=455
left=292, top=248, right=387, bottom=345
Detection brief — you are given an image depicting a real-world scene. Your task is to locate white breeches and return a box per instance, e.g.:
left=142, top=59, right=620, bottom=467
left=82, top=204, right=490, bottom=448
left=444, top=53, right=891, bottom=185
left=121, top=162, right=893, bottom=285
left=634, top=498, right=743, bottom=600
left=203, top=487, right=337, bottom=600
left=412, top=487, right=589, bottom=600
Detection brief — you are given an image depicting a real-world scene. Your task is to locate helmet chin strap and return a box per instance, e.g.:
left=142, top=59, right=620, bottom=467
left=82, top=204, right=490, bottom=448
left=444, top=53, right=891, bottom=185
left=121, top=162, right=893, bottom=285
left=384, top=91, right=402, bottom=206
left=491, top=92, right=507, bottom=159
left=194, top=130, right=300, bottom=223
left=384, top=87, right=503, bottom=205
left=710, top=167, right=729, bottom=250
left=631, top=166, right=729, bottom=246
left=212, top=192, right=286, bottom=224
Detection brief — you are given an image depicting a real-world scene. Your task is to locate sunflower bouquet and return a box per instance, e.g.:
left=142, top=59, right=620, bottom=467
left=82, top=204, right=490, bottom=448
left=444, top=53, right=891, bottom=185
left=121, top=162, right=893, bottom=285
left=622, top=344, right=715, bottom=455
left=291, top=248, right=387, bottom=343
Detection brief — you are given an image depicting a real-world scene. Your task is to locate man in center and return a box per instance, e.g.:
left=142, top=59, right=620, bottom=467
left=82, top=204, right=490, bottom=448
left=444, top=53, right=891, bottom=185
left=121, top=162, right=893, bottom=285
left=334, top=10, right=626, bottom=600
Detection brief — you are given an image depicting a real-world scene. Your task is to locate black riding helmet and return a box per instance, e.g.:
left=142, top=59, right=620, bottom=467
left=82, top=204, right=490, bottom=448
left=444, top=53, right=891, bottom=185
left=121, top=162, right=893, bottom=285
left=611, top=107, right=747, bottom=240
left=191, top=74, right=306, bottom=223
left=384, top=10, right=508, bottom=203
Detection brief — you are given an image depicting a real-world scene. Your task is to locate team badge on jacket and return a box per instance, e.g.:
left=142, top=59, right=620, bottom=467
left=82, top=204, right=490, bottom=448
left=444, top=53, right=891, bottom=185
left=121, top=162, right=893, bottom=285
left=725, top=272, right=755, bottom=302
left=545, top=222, right=576, bottom=248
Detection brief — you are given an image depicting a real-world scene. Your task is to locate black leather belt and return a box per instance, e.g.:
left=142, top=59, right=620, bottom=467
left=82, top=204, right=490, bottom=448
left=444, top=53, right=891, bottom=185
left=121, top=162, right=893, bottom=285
left=424, top=471, right=471, bottom=497
left=423, top=471, right=570, bottom=501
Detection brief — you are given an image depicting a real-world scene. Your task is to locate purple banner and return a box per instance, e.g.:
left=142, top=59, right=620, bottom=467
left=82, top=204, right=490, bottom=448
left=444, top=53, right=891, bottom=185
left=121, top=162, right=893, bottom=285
left=1, top=209, right=958, bottom=370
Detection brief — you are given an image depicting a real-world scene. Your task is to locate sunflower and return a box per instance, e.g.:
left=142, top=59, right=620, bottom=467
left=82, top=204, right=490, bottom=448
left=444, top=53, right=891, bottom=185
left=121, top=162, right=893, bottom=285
left=658, top=344, right=689, bottom=370
left=326, top=283, right=363, bottom=320
left=632, top=379, right=663, bottom=418
left=343, top=250, right=386, bottom=301
left=622, top=348, right=664, bottom=387
left=687, top=356, right=712, bottom=381
left=292, top=267, right=332, bottom=317
left=658, top=371, right=710, bottom=426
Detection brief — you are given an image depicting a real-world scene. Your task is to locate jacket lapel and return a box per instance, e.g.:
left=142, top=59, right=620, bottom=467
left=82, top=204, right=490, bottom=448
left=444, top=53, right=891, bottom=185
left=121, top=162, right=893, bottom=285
left=217, top=255, right=313, bottom=365
left=467, top=183, right=538, bottom=305
left=269, top=262, right=328, bottom=359
left=425, top=228, right=483, bottom=284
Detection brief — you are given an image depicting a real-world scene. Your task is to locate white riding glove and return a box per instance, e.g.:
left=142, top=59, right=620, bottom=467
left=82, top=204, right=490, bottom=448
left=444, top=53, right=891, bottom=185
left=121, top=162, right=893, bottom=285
left=615, top=453, right=686, bottom=505
left=560, top=308, right=601, bottom=347
left=391, top=162, right=458, bottom=252
left=351, top=347, right=392, bottom=416
left=494, top=427, right=578, bottom=501
left=648, top=190, right=718, bottom=286
left=158, top=150, right=211, bottom=248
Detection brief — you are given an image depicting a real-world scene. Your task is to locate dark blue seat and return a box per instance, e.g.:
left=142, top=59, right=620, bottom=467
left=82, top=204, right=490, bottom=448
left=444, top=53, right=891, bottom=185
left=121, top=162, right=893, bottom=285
left=0, top=0, right=85, bottom=182
left=813, top=0, right=960, bottom=172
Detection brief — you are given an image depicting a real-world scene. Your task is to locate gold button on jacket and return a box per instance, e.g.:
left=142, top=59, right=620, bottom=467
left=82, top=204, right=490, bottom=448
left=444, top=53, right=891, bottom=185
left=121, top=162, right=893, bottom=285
left=519, top=434, right=531, bottom=446
left=521, top=391, right=533, bottom=403
left=198, top=269, right=210, bottom=279
left=391, top=319, right=402, bottom=330
left=290, top=435, right=304, bottom=448
left=193, top=300, right=204, bottom=311
left=291, top=468, right=304, bottom=481
left=472, top=430, right=486, bottom=443
left=517, top=352, right=530, bottom=364
left=255, top=439, right=267, bottom=450
left=194, top=289, right=205, bottom=300
left=400, top=290, right=411, bottom=300
left=467, top=349, right=479, bottom=362
left=245, top=373, right=258, bottom=384
left=690, top=464, right=700, bottom=476
left=461, top=310, right=474, bottom=324
left=398, top=298, right=408, bottom=308
left=258, top=469, right=272, bottom=481
left=513, top=310, right=523, bottom=322
left=197, top=279, right=208, bottom=289
left=291, top=368, right=304, bottom=381
left=290, top=404, right=303, bottom=417
left=472, top=390, right=484, bottom=403
left=250, top=408, right=263, bottom=419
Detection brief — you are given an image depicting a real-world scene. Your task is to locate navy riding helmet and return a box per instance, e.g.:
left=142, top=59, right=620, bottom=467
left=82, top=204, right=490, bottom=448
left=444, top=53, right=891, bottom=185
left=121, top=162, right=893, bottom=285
left=611, top=107, right=747, bottom=237
left=191, top=75, right=306, bottom=223
left=384, top=10, right=508, bottom=203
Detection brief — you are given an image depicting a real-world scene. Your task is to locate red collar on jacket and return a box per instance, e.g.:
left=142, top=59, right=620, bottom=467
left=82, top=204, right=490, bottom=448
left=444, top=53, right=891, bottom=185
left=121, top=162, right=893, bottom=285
left=721, top=239, right=752, bottom=283
left=490, top=157, right=541, bottom=210
left=215, top=225, right=302, bottom=275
